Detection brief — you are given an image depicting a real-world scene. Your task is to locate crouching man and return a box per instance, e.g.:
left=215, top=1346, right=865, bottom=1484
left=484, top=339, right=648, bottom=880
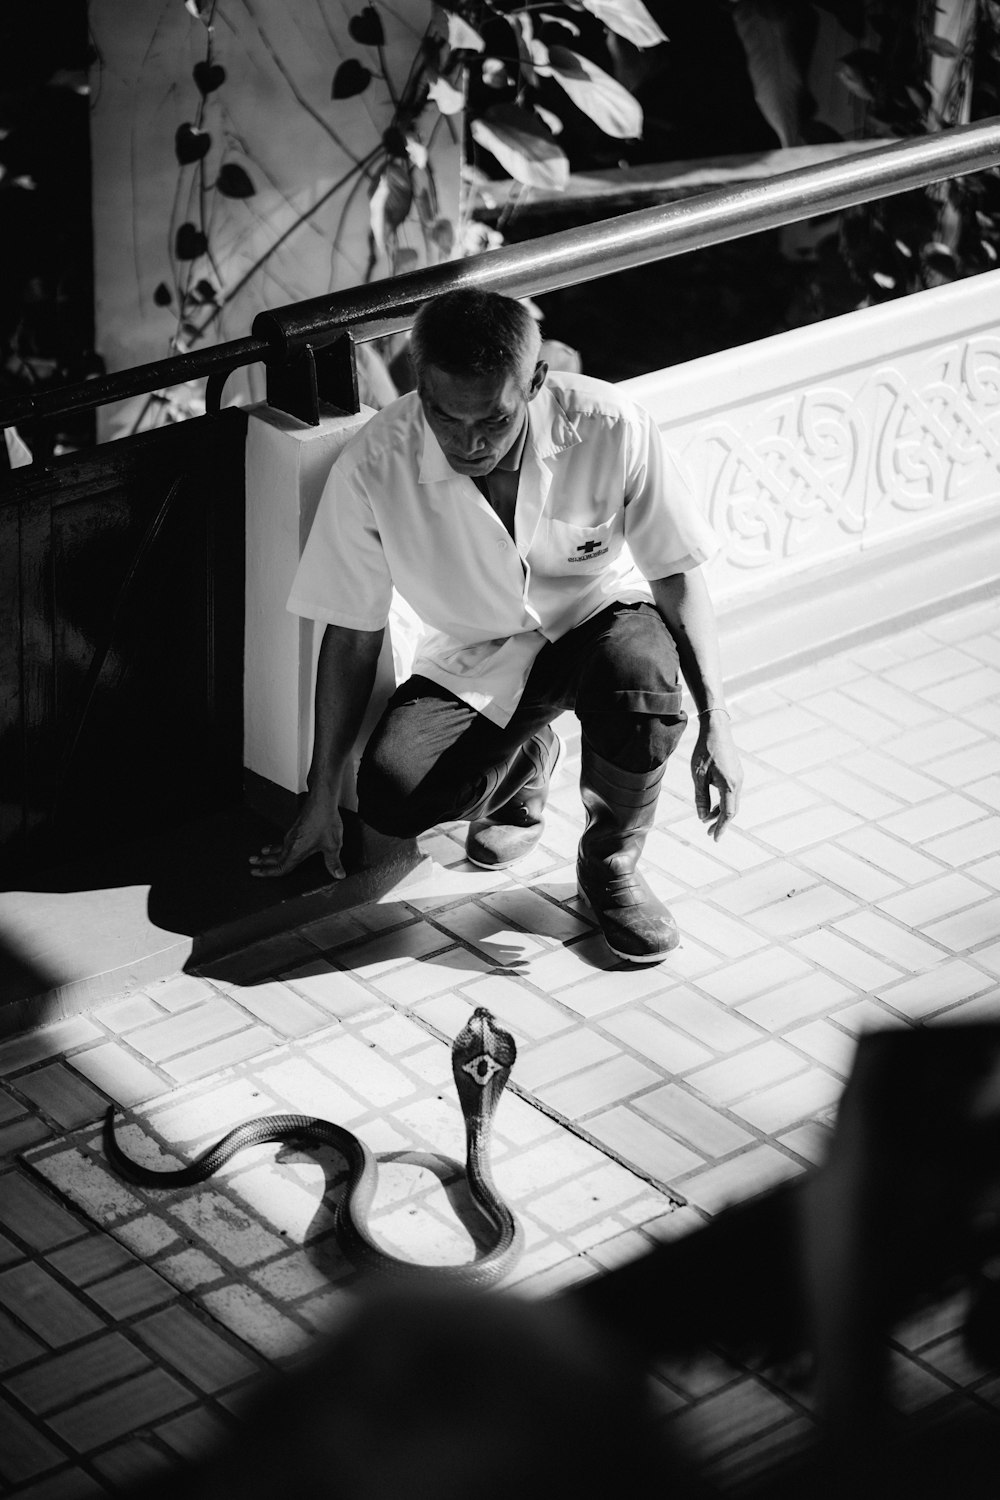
left=251, top=288, right=742, bottom=963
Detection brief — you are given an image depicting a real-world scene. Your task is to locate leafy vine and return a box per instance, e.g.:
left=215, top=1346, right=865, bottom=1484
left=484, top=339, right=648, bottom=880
left=135, top=0, right=665, bottom=428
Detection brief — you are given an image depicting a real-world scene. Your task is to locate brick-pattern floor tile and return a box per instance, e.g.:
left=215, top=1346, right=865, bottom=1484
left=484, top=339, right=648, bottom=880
left=133, top=1305, right=260, bottom=1392
left=0, top=1262, right=105, bottom=1345
left=687, top=1043, right=807, bottom=1107
left=634, top=1084, right=755, bottom=1157
left=5, top=1334, right=151, bottom=1414
left=4, top=595, right=1000, bottom=1497
left=0, top=1173, right=86, bottom=1251
left=0, top=1396, right=68, bottom=1482
left=677, top=1145, right=804, bottom=1213
left=47, top=1369, right=194, bottom=1451
left=14, top=1068, right=108, bottom=1131
left=66, top=1044, right=170, bottom=1109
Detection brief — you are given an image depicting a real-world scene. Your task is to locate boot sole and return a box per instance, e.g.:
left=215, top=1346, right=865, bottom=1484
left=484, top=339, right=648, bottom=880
left=576, top=882, right=679, bottom=964
left=465, top=735, right=563, bottom=870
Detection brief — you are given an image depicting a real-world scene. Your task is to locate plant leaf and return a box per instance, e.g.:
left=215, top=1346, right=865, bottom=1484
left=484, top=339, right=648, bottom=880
left=369, top=159, right=413, bottom=255
left=927, top=35, right=960, bottom=59
left=836, top=58, right=875, bottom=102
left=544, top=46, right=643, bottom=139
left=482, top=57, right=509, bottom=87
left=348, top=6, right=385, bottom=46
left=175, top=123, right=211, bottom=165
left=394, top=247, right=420, bottom=275
left=193, top=60, right=226, bottom=94
left=534, top=104, right=564, bottom=135
left=470, top=103, right=569, bottom=190
left=576, top=0, right=667, bottom=48
left=427, top=74, right=465, bottom=115
left=444, top=10, right=485, bottom=51
left=729, top=0, right=812, bottom=148
left=332, top=59, right=372, bottom=98
left=175, top=223, right=209, bottom=260
left=430, top=216, right=456, bottom=255
left=216, top=162, right=256, bottom=198
left=811, top=0, right=865, bottom=35
left=539, top=13, right=581, bottom=36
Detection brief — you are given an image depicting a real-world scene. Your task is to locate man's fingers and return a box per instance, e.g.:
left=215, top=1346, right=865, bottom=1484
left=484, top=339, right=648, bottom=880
left=708, top=782, right=738, bottom=841
left=250, top=831, right=344, bottom=881
left=693, top=761, right=712, bottom=820
left=694, top=763, right=741, bottom=840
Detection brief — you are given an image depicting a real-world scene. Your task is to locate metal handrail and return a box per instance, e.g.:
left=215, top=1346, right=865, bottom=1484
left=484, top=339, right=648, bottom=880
left=4, top=116, right=1000, bottom=432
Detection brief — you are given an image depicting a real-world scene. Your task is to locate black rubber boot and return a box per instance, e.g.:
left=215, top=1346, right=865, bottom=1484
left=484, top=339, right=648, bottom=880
left=466, top=726, right=562, bottom=869
left=577, top=740, right=679, bottom=963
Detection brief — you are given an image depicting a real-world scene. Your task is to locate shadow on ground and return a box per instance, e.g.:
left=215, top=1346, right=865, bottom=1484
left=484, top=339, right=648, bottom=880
left=0, top=805, right=421, bottom=1016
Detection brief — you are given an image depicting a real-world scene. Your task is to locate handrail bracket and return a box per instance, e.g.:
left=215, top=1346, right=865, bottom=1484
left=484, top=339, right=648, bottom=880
left=264, top=332, right=360, bottom=426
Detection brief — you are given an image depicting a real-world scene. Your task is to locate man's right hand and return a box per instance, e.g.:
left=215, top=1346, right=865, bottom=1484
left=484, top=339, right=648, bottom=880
left=249, top=792, right=346, bottom=881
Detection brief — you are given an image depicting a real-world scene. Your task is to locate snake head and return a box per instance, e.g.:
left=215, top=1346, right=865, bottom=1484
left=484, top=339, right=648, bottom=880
left=452, top=1007, right=517, bottom=1119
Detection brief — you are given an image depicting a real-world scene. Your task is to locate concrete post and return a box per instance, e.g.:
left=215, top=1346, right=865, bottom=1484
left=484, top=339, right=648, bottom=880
left=244, top=402, right=397, bottom=819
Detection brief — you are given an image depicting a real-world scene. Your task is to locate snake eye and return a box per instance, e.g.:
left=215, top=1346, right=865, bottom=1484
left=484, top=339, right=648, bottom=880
left=462, top=1053, right=502, bottom=1087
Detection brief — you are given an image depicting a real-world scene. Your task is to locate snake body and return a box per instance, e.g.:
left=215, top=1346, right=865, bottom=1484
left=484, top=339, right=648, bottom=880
left=104, top=1007, right=522, bottom=1288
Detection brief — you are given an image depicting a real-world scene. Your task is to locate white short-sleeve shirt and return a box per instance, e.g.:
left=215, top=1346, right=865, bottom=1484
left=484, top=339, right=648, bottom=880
left=288, top=371, right=717, bottom=726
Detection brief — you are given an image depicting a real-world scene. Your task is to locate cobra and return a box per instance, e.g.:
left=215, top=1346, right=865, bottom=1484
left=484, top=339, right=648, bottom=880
left=104, top=1006, right=522, bottom=1288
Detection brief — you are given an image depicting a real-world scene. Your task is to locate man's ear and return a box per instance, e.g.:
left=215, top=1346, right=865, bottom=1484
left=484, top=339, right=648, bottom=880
left=528, top=360, right=548, bottom=400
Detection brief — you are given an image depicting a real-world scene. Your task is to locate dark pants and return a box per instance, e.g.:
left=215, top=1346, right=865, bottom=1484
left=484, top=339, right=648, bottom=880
left=357, top=601, right=688, bottom=839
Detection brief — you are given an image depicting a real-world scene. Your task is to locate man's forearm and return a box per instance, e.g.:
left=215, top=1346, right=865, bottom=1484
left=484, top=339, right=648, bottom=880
left=649, top=570, right=727, bottom=715
left=306, top=623, right=386, bottom=798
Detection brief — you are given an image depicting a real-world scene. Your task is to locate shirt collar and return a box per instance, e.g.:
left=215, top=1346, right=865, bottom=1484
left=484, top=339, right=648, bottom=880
left=494, top=414, right=529, bottom=473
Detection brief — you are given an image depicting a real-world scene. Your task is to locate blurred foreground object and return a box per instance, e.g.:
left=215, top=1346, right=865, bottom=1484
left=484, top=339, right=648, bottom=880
left=136, top=1286, right=695, bottom=1500
left=572, top=1022, right=1000, bottom=1497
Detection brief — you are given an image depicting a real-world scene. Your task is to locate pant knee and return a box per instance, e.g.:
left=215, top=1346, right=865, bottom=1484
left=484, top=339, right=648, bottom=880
left=356, top=757, right=429, bottom=838
left=357, top=752, right=487, bottom=838
left=579, top=712, right=686, bottom=773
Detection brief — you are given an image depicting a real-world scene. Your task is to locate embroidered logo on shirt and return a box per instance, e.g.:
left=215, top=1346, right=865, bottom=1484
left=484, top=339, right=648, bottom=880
left=568, top=538, right=608, bottom=562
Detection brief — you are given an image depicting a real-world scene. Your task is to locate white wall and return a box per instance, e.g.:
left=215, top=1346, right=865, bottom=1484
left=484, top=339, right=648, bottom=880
left=621, top=267, right=1000, bottom=606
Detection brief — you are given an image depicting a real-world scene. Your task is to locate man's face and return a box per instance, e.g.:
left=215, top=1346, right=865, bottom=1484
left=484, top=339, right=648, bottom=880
left=419, top=360, right=547, bottom=478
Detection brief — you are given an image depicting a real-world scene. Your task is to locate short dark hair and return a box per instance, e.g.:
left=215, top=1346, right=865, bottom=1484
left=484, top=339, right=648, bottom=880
left=410, top=289, right=541, bottom=385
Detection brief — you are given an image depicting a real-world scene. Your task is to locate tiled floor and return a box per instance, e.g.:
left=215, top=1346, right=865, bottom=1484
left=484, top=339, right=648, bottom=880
left=2, top=592, right=1000, bottom=1496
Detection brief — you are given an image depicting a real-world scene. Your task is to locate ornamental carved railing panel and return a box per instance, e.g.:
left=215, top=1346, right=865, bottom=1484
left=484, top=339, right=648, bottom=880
left=623, top=268, right=1000, bottom=600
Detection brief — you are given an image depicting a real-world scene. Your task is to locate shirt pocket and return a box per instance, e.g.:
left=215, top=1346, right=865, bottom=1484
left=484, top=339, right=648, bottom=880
left=537, top=511, right=625, bottom=576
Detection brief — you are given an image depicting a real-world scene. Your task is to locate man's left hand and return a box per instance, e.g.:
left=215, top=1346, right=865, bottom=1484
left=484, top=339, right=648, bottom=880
left=692, top=711, right=742, bottom=840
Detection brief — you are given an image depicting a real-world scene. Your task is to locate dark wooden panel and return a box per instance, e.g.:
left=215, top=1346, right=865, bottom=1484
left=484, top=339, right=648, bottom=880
left=2, top=408, right=247, bottom=878
left=0, top=500, right=22, bottom=865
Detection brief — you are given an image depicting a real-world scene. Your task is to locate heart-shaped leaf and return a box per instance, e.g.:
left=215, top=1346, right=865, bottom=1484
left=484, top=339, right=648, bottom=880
left=153, top=282, right=173, bottom=307
left=348, top=6, right=385, bottom=46
left=175, top=222, right=209, bottom=260
left=193, top=60, right=226, bottom=94
left=216, top=163, right=256, bottom=198
left=332, top=58, right=372, bottom=98
left=175, top=123, right=211, bottom=164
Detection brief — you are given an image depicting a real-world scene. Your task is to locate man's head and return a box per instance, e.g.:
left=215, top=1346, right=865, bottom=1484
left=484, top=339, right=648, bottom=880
left=411, top=289, right=548, bottom=478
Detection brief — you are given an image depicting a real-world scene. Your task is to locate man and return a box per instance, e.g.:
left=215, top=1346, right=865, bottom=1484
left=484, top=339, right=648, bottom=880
left=251, top=288, right=742, bottom=964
